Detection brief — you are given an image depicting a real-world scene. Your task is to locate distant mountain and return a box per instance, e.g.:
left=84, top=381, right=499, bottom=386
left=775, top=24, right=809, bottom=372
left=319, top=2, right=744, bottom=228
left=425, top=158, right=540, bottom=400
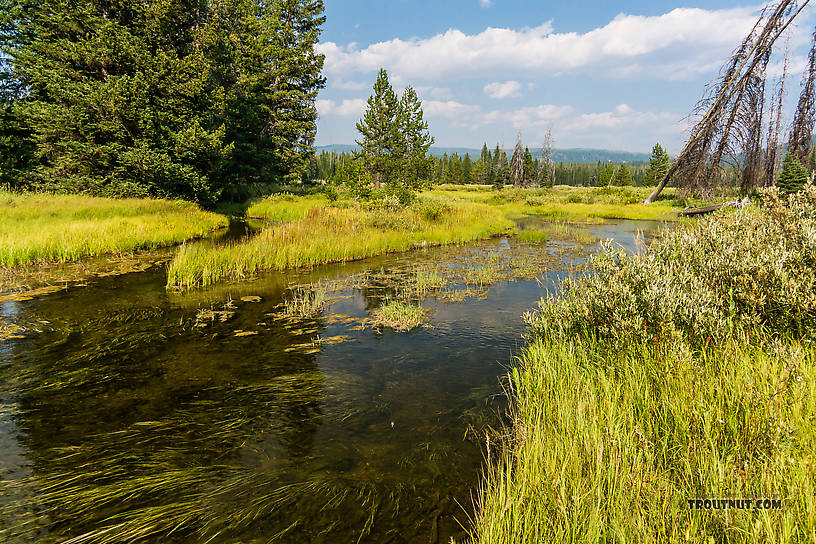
left=315, top=144, right=651, bottom=164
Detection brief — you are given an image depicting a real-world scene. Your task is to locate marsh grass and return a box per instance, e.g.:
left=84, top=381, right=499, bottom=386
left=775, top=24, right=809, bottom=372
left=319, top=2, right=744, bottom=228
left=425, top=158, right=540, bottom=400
left=168, top=200, right=514, bottom=290
left=469, top=186, right=816, bottom=543
left=430, top=185, right=683, bottom=222
left=0, top=191, right=227, bottom=267
left=370, top=299, right=427, bottom=331
left=515, top=222, right=600, bottom=245
left=282, top=285, right=329, bottom=318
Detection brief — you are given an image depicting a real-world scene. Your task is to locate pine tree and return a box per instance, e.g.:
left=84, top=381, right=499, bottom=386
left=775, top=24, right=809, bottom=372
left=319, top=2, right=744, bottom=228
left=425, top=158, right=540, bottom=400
left=776, top=152, right=809, bottom=193
left=645, top=143, right=670, bottom=187
left=472, top=160, right=486, bottom=186
left=494, top=144, right=508, bottom=188
left=356, top=68, right=401, bottom=186
left=612, top=163, right=633, bottom=186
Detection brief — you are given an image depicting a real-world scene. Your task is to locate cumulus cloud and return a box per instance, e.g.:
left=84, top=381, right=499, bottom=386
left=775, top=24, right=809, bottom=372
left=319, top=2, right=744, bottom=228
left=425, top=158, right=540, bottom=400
left=316, top=7, right=763, bottom=81
left=316, top=99, right=366, bottom=117
left=484, top=80, right=522, bottom=99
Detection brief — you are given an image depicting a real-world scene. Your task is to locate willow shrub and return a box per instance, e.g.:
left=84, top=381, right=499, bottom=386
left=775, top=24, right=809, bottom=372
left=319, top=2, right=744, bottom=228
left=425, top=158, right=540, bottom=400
left=525, top=186, right=816, bottom=347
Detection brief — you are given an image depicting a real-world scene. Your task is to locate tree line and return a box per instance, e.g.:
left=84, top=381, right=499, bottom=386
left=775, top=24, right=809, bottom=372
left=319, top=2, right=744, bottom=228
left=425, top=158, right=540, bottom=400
left=311, top=138, right=673, bottom=190
left=0, top=0, right=326, bottom=203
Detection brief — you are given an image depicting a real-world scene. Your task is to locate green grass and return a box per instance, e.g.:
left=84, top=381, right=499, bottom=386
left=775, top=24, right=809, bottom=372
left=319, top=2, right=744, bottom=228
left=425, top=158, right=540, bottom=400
left=370, top=299, right=426, bottom=331
left=0, top=190, right=227, bottom=266
left=246, top=193, right=328, bottom=221
left=430, top=185, right=684, bottom=222
left=471, top=337, right=815, bottom=543
left=469, top=186, right=816, bottom=543
left=167, top=199, right=514, bottom=289
left=282, top=285, right=329, bottom=318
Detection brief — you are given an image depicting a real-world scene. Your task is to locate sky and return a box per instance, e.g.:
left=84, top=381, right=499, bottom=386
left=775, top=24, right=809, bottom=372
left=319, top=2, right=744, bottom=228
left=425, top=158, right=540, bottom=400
left=314, top=0, right=816, bottom=154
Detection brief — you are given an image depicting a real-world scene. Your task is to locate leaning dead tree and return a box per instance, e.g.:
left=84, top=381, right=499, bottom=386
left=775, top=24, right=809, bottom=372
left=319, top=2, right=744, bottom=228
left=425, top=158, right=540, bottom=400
left=645, top=0, right=811, bottom=204
left=788, top=30, right=816, bottom=162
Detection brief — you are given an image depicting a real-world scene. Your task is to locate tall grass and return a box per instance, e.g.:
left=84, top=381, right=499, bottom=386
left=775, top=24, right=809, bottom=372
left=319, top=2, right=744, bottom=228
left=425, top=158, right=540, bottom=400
left=0, top=191, right=227, bottom=266
left=470, top=186, right=816, bottom=543
left=167, top=199, right=514, bottom=289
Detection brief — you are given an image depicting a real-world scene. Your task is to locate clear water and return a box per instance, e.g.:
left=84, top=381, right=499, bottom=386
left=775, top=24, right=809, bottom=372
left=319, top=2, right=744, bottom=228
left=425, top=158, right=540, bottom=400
left=0, top=220, right=664, bottom=543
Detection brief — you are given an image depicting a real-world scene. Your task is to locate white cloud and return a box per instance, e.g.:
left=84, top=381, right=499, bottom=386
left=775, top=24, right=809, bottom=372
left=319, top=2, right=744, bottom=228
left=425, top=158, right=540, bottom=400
left=484, top=80, right=522, bottom=99
left=332, top=79, right=368, bottom=91
left=316, top=98, right=366, bottom=117
left=479, top=0, right=491, bottom=6
left=316, top=7, right=763, bottom=81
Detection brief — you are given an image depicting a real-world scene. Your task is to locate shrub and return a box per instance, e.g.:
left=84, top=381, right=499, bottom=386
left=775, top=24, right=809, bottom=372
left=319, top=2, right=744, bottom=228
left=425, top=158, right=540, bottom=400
left=526, top=185, right=816, bottom=348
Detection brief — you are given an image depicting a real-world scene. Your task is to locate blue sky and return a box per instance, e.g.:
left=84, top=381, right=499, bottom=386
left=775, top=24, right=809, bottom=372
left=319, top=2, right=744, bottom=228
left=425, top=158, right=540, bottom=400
left=315, top=1, right=816, bottom=153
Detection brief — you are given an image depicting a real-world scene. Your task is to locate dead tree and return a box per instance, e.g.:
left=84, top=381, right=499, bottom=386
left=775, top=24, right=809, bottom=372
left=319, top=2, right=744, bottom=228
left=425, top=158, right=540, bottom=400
left=541, top=126, right=555, bottom=188
left=645, top=0, right=810, bottom=204
left=764, top=41, right=789, bottom=185
left=788, top=29, right=816, bottom=163
left=510, top=133, right=525, bottom=188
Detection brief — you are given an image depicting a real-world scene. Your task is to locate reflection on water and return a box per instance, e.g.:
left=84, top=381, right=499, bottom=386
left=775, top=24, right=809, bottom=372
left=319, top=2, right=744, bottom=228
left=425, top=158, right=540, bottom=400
left=0, top=220, right=666, bottom=543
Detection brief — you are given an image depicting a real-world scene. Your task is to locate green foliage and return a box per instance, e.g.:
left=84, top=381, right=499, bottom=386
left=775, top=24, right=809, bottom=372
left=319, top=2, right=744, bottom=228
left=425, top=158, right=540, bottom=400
left=598, top=163, right=615, bottom=186
left=776, top=152, right=810, bottom=194
left=644, top=142, right=670, bottom=186
left=527, top=186, right=816, bottom=347
left=611, top=163, right=633, bottom=186
left=0, top=0, right=326, bottom=202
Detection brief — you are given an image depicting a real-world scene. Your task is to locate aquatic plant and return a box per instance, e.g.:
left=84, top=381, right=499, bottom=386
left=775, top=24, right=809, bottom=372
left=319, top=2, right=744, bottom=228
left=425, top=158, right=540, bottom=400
left=282, top=286, right=329, bottom=318
left=370, top=299, right=426, bottom=331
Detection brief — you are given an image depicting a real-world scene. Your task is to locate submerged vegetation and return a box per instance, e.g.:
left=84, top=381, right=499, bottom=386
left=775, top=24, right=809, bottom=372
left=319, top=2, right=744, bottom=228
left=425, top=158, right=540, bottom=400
left=470, top=186, right=816, bottom=543
left=0, top=191, right=227, bottom=267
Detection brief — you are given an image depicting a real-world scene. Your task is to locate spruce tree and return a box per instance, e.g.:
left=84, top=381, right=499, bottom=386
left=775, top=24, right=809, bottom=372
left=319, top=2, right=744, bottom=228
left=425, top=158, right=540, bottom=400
left=612, top=163, right=633, bottom=186
left=645, top=143, right=670, bottom=186
left=523, top=147, right=536, bottom=187
left=397, top=85, right=434, bottom=187
left=356, top=69, right=401, bottom=186
left=776, top=152, right=809, bottom=193
left=462, top=153, right=473, bottom=184
left=599, top=163, right=616, bottom=186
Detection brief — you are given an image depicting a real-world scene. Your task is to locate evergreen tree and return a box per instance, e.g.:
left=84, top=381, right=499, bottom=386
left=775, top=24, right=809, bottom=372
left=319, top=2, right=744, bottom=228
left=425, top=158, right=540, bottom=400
left=472, top=160, right=486, bottom=186
left=397, top=85, right=434, bottom=187
left=644, top=143, right=670, bottom=187
left=523, top=147, right=536, bottom=187
left=493, top=144, right=508, bottom=188
left=776, top=152, right=809, bottom=193
left=462, top=153, right=473, bottom=184
left=480, top=143, right=492, bottom=166
left=0, top=0, right=327, bottom=201
left=612, top=163, right=633, bottom=186
left=356, top=68, right=401, bottom=186
left=599, top=163, right=616, bottom=186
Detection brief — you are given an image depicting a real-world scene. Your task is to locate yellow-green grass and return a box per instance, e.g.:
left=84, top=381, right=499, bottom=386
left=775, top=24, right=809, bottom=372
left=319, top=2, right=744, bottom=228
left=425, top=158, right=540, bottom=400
left=167, top=200, right=514, bottom=289
left=470, top=337, right=815, bottom=543
left=370, top=299, right=426, bottom=331
left=429, top=185, right=683, bottom=222
left=246, top=193, right=328, bottom=221
left=0, top=191, right=227, bottom=267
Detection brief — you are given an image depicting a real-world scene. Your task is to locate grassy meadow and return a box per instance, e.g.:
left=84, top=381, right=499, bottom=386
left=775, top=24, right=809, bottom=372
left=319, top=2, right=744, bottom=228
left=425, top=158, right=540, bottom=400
left=0, top=191, right=227, bottom=267
left=167, top=184, right=689, bottom=290
left=469, top=186, right=816, bottom=543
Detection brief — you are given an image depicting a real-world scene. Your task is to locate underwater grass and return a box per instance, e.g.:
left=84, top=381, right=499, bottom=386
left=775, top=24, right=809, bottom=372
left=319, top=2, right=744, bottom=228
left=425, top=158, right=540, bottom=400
left=468, top=186, right=816, bottom=543
left=0, top=190, right=227, bottom=267
left=167, top=200, right=514, bottom=289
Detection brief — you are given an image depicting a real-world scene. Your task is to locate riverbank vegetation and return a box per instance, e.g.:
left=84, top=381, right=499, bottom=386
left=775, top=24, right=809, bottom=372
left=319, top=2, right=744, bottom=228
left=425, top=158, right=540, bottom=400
left=470, top=186, right=816, bottom=543
left=0, top=191, right=227, bottom=267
